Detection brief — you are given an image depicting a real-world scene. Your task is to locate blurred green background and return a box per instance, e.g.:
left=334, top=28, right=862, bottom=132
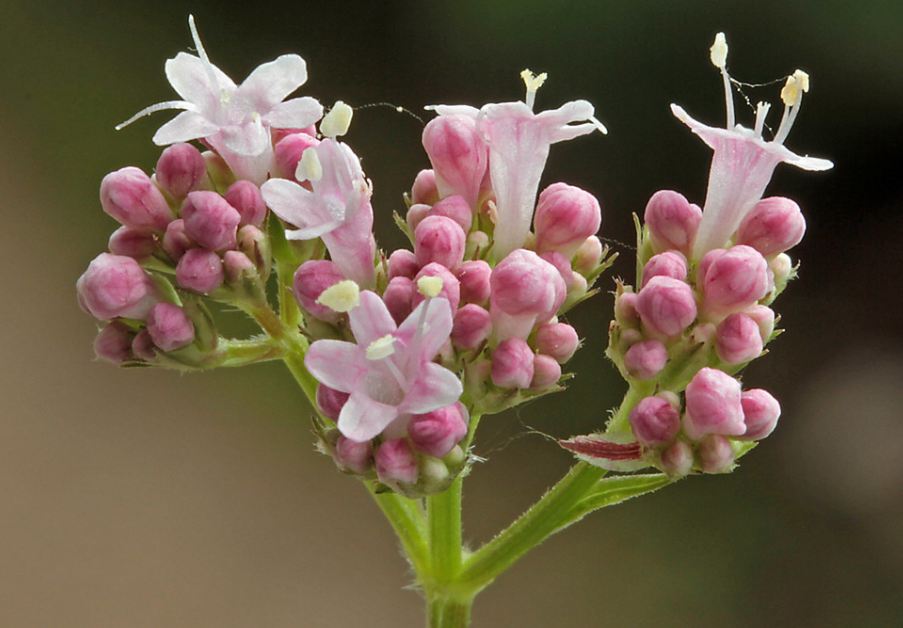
left=2, top=1, right=902, bottom=626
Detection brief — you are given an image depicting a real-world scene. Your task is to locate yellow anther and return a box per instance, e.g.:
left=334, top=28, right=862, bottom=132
left=316, top=280, right=360, bottom=312
left=366, top=334, right=396, bottom=360
left=781, top=69, right=810, bottom=106
left=320, top=101, right=354, bottom=138
left=520, top=69, right=548, bottom=93
left=295, top=147, right=323, bottom=182
left=710, top=32, right=728, bottom=69
left=416, top=275, right=443, bottom=298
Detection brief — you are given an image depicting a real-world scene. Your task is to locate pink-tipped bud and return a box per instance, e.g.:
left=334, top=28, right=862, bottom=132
left=224, top=180, right=267, bottom=227
left=414, top=215, right=466, bottom=270
left=421, top=115, right=488, bottom=207
left=175, top=249, right=224, bottom=294
left=683, top=367, right=746, bottom=440
left=411, top=169, right=439, bottom=205
left=660, top=440, right=694, bottom=477
left=534, top=183, right=602, bottom=258
left=573, top=235, right=604, bottom=276
left=293, top=260, right=346, bottom=321
left=181, top=191, right=241, bottom=251
left=388, top=249, right=420, bottom=280
left=636, top=276, right=697, bottom=339
left=540, top=252, right=576, bottom=289
left=451, top=304, right=492, bottom=350
left=131, top=329, right=156, bottom=361
left=642, top=251, right=688, bottom=287
left=77, top=253, right=157, bottom=320
left=162, top=219, right=193, bottom=261
left=491, top=249, right=566, bottom=319
left=737, top=196, right=806, bottom=257
left=644, top=190, right=702, bottom=254
left=491, top=338, right=535, bottom=389
left=624, top=339, right=668, bottom=380
left=146, top=302, right=195, bottom=351
left=697, top=435, right=735, bottom=473
left=155, top=143, right=206, bottom=199
left=715, top=313, right=764, bottom=365
left=700, top=245, right=769, bottom=316
left=535, top=322, right=579, bottom=364
left=108, top=226, right=156, bottom=259
left=408, top=404, right=468, bottom=458
left=406, top=203, right=431, bottom=233
left=316, top=384, right=350, bottom=420
left=375, top=439, right=419, bottom=485
left=93, top=322, right=134, bottom=364
left=745, top=305, right=776, bottom=342
left=412, top=263, right=461, bottom=312
left=222, top=251, right=256, bottom=284
left=456, top=260, right=491, bottom=305
left=274, top=132, right=320, bottom=179
left=431, top=195, right=473, bottom=233
left=334, top=436, right=373, bottom=474
left=629, top=395, right=681, bottom=446
left=100, top=166, right=173, bottom=232
left=614, top=291, right=641, bottom=327
left=531, top=354, right=562, bottom=389
left=739, top=389, right=781, bottom=440
left=272, top=125, right=316, bottom=145
left=383, top=276, right=415, bottom=324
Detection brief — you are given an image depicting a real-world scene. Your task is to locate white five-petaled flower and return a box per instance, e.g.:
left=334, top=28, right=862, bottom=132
left=305, top=291, right=462, bottom=442
left=116, top=15, right=323, bottom=183
left=673, top=32, right=833, bottom=259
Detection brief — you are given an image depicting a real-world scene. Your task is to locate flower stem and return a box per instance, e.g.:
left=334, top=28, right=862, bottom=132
left=427, top=474, right=463, bottom=583
left=427, top=594, right=473, bottom=628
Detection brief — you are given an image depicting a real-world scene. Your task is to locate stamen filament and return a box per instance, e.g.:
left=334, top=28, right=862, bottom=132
left=721, top=68, right=735, bottom=129
left=753, top=101, right=771, bottom=137
left=188, top=15, right=221, bottom=95
left=114, top=100, right=194, bottom=130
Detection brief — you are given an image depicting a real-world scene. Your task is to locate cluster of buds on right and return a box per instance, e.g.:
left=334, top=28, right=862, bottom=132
left=561, top=33, right=831, bottom=477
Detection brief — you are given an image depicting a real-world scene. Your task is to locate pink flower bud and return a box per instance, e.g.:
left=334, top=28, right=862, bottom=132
left=629, top=395, right=680, bottom=446
left=181, top=191, right=241, bottom=251
left=383, top=276, right=415, bottom=324
left=77, top=253, right=158, bottom=320
left=411, top=169, right=439, bottom=205
left=540, top=252, right=576, bottom=289
left=422, top=115, right=488, bottom=207
left=770, top=253, right=793, bottom=289
left=414, top=215, right=466, bottom=270
left=456, top=260, right=491, bottom=305
left=700, top=245, right=769, bottom=316
left=739, top=389, right=781, bottom=440
left=93, top=322, right=134, bottom=364
left=534, top=183, right=602, bottom=258
left=412, top=263, right=460, bottom=312
left=715, top=313, right=763, bottom=365
left=155, top=143, right=206, bottom=198
left=624, top=339, right=668, bottom=380
left=641, top=251, right=688, bottom=287
left=535, top=322, right=579, bottom=364
left=317, top=384, right=350, bottom=420
left=375, top=439, right=419, bottom=485
left=334, top=436, right=373, bottom=474
left=660, top=440, right=694, bottom=477
left=636, top=276, right=697, bottom=338
left=223, top=251, right=256, bottom=284
left=430, top=195, right=473, bottom=233
left=491, top=338, right=535, bottom=389
left=697, top=435, right=735, bottom=473
left=387, top=249, right=419, bottom=280
left=108, top=226, right=156, bottom=259
left=293, top=260, right=345, bottom=321
left=614, top=291, right=641, bottom=327
left=175, top=249, right=224, bottom=294
left=408, top=404, right=468, bottom=458
left=224, top=180, right=267, bottom=227
left=131, top=329, right=156, bottom=361
left=491, top=249, right=566, bottom=318
left=737, top=196, right=806, bottom=257
left=451, top=304, right=492, bottom=349
left=146, top=302, right=195, bottom=352
left=531, top=354, right=562, bottom=389
left=273, top=132, right=319, bottom=179
left=683, top=367, right=746, bottom=440
left=162, top=219, right=193, bottom=261
left=573, top=235, right=603, bottom=276
left=100, top=166, right=173, bottom=231
left=406, top=203, right=431, bottom=233
left=237, top=225, right=270, bottom=275
left=643, top=190, right=702, bottom=254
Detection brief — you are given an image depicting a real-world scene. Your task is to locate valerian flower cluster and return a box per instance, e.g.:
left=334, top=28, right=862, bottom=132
left=78, top=22, right=829, bottom=506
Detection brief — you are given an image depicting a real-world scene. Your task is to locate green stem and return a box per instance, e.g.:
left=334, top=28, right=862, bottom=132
left=370, top=487, right=429, bottom=578
left=427, top=594, right=473, bottom=628
left=427, top=474, right=463, bottom=584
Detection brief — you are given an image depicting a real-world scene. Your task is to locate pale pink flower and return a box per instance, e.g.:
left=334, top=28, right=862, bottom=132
left=305, top=291, right=462, bottom=442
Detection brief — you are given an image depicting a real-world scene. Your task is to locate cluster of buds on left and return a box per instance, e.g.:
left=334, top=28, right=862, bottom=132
left=561, top=33, right=831, bottom=477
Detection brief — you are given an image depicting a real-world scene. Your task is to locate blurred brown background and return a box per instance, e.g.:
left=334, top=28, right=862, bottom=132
left=2, top=1, right=902, bottom=626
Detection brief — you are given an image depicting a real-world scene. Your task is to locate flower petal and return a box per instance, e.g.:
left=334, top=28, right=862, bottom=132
left=399, top=362, right=463, bottom=415
left=337, top=392, right=399, bottom=441
left=219, top=119, right=270, bottom=156
left=152, top=110, right=218, bottom=145
left=264, top=97, right=324, bottom=129
left=304, top=339, right=366, bottom=392
left=396, top=297, right=453, bottom=362
left=261, top=178, right=327, bottom=229
left=165, top=52, right=235, bottom=108
left=239, top=54, right=308, bottom=110
left=349, top=291, right=397, bottom=346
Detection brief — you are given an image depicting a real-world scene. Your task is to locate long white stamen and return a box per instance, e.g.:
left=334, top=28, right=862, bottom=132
left=188, top=15, right=221, bottom=92
left=114, top=100, right=194, bottom=130
left=753, top=101, right=771, bottom=137
left=710, top=33, right=734, bottom=129
left=721, top=69, right=735, bottom=129
left=520, top=69, right=547, bottom=111
left=774, top=70, right=809, bottom=145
